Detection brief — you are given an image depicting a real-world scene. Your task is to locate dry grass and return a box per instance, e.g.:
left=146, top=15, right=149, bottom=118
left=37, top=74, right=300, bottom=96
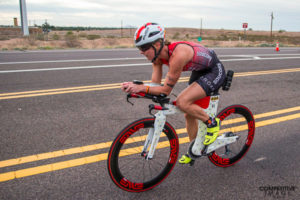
left=1, top=27, right=300, bottom=51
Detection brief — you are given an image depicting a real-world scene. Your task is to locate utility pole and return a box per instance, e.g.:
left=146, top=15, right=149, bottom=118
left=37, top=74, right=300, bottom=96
left=270, top=12, right=274, bottom=41
left=199, top=18, right=203, bottom=37
left=121, top=20, right=123, bottom=38
left=19, top=0, right=29, bottom=36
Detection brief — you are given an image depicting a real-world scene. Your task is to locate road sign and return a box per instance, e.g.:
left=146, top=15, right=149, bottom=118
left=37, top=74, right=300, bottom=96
left=243, top=23, right=248, bottom=29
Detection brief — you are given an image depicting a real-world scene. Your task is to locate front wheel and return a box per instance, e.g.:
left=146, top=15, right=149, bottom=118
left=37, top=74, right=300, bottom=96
left=107, top=117, right=179, bottom=192
left=208, top=105, right=255, bottom=167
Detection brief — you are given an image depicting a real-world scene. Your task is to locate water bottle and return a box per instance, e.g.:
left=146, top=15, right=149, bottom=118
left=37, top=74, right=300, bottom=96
left=222, top=70, right=234, bottom=91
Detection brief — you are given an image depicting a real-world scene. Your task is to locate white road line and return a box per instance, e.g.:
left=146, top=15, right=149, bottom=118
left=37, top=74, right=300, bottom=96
left=1, top=54, right=300, bottom=65
left=0, top=48, right=137, bottom=54
left=0, top=57, right=145, bottom=65
left=212, top=47, right=300, bottom=50
left=1, top=56, right=300, bottom=73
left=221, top=56, right=300, bottom=62
left=219, top=53, right=300, bottom=57
left=0, top=63, right=151, bottom=73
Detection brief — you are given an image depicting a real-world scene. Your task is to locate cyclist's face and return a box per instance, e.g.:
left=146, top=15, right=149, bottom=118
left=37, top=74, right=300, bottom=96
left=139, top=46, right=155, bottom=61
left=139, top=41, right=160, bottom=61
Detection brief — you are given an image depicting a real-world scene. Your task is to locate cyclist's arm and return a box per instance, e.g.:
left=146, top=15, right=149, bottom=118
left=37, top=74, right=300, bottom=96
left=147, top=45, right=193, bottom=96
left=122, top=45, right=192, bottom=95
left=151, top=62, right=163, bottom=84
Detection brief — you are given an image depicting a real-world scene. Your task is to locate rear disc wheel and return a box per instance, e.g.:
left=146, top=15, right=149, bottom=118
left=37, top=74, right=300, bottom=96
left=208, top=105, right=255, bottom=167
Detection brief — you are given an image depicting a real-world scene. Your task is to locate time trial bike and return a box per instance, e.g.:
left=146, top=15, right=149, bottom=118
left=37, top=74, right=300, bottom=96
left=107, top=70, right=255, bottom=192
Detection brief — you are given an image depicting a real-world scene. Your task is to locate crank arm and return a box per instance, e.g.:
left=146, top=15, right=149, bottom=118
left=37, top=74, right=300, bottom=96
left=206, top=135, right=239, bottom=154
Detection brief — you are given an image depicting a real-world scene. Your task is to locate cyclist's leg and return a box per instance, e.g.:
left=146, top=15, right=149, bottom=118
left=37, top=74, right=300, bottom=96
left=185, top=113, right=198, bottom=141
left=177, top=83, right=220, bottom=146
left=179, top=70, right=210, bottom=122
left=179, top=114, right=198, bottom=165
left=198, top=63, right=226, bottom=145
left=177, top=83, right=211, bottom=164
left=176, top=82, right=209, bottom=122
left=177, top=67, right=225, bottom=145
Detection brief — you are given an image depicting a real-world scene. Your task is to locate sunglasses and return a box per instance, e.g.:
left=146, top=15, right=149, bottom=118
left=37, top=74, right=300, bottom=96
left=137, top=43, right=153, bottom=52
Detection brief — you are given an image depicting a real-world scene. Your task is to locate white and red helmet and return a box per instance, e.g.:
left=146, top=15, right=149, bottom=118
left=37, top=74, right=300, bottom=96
left=134, top=23, right=165, bottom=47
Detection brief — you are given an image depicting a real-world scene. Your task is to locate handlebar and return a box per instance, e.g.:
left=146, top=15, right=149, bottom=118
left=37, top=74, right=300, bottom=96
left=127, top=92, right=170, bottom=106
left=125, top=80, right=170, bottom=106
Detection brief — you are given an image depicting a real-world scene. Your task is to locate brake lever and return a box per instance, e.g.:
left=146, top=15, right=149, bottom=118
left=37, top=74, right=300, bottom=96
left=126, top=94, right=134, bottom=106
left=148, top=104, right=156, bottom=117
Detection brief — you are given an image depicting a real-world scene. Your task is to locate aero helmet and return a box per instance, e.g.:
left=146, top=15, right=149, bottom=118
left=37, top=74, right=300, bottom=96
left=134, top=23, right=165, bottom=47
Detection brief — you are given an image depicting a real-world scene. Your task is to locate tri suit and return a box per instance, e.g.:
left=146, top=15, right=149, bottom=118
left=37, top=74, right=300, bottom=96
left=161, top=41, right=226, bottom=96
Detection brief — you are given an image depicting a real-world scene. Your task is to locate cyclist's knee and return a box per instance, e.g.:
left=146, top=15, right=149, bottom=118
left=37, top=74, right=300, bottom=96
left=176, top=97, right=192, bottom=112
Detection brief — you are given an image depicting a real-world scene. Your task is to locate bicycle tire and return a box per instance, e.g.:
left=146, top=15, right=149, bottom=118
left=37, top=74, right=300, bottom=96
left=108, top=117, right=179, bottom=192
left=208, top=105, right=255, bottom=167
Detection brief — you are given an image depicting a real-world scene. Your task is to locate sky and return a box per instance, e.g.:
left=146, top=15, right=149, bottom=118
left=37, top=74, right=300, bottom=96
left=1, top=0, right=300, bottom=31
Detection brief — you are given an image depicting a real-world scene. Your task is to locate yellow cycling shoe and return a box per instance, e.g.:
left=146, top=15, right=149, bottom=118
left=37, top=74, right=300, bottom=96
left=203, top=118, right=220, bottom=145
left=178, top=154, right=195, bottom=166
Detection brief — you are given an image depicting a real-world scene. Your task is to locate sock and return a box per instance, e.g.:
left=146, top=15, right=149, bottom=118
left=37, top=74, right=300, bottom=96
left=205, top=117, right=217, bottom=128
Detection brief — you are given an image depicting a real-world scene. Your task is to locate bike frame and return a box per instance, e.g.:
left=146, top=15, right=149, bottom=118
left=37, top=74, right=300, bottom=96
left=142, top=94, right=239, bottom=160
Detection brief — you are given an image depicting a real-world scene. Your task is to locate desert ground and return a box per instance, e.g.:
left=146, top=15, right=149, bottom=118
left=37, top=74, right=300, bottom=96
left=1, top=27, right=299, bottom=50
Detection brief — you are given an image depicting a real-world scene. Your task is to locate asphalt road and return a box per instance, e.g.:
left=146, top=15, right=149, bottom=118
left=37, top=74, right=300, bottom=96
left=0, top=47, right=300, bottom=200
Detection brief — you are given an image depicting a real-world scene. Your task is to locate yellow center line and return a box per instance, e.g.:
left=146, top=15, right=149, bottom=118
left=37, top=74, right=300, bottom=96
left=0, top=110, right=300, bottom=182
left=1, top=106, right=300, bottom=169
left=235, top=68, right=300, bottom=77
left=0, top=68, right=299, bottom=100
left=0, top=83, right=121, bottom=97
left=0, top=86, right=122, bottom=100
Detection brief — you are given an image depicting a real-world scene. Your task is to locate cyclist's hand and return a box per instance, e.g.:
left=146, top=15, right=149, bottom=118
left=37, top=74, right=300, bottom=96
left=121, top=82, right=131, bottom=92
left=121, top=82, right=144, bottom=94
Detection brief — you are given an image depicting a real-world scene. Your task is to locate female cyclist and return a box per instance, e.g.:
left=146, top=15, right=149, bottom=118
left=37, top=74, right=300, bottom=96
left=121, top=23, right=226, bottom=164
